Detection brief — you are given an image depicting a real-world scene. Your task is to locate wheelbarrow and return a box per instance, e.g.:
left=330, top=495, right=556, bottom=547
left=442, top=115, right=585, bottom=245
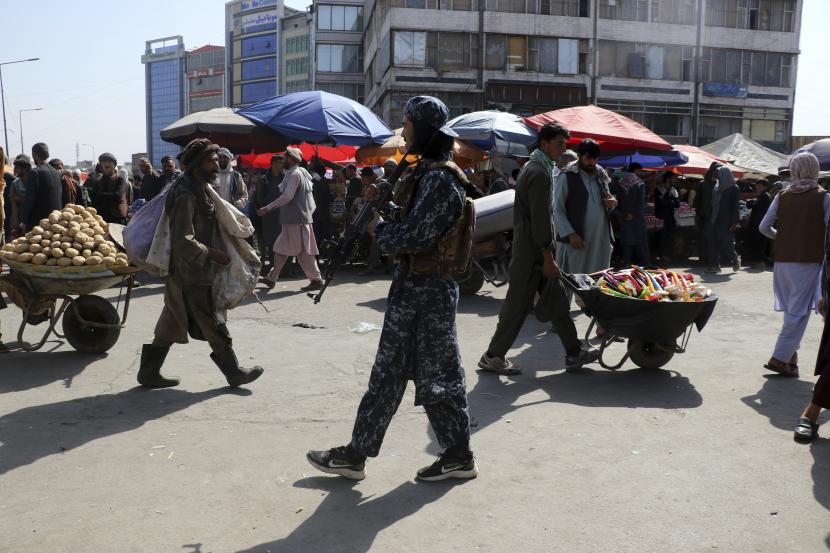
left=0, top=266, right=139, bottom=353
left=559, top=272, right=717, bottom=370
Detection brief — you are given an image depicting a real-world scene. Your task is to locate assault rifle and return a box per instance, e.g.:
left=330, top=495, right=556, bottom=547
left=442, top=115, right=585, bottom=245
left=309, top=155, right=412, bottom=304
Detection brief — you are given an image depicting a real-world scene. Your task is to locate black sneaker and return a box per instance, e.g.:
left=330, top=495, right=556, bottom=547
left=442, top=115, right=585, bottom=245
left=565, top=347, right=600, bottom=372
left=416, top=450, right=478, bottom=482
left=306, top=446, right=367, bottom=480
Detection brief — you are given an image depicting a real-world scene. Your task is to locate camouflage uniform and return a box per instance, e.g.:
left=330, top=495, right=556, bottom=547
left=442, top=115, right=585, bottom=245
left=349, top=155, right=470, bottom=458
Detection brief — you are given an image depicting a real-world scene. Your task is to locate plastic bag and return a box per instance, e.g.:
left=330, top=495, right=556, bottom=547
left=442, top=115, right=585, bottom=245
left=123, top=186, right=172, bottom=276
left=206, top=187, right=262, bottom=316
left=348, top=322, right=381, bottom=334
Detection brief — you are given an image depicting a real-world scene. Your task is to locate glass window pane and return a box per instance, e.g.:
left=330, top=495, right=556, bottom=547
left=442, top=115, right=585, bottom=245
left=539, top=37, right=557, bottom=73
left=486, top=34, right=506, bottom=69
left=414, top=32, right=426, bottom=64
left=766, top=52, right=781, bottom=86
left=332, top=6, right=345, bottom=30
left=558, top=38, right=578, bottom=74
left=318, top=5, right=331, bottom=29
left=751, top=51, right=765, bottom=85
left=394, top=31, right=414, bottom=64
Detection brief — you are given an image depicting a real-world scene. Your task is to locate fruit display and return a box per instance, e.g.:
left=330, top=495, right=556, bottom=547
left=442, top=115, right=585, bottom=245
left=0, top=205, right=128, bottom=270
left=595, top=267, right=712, bottom=302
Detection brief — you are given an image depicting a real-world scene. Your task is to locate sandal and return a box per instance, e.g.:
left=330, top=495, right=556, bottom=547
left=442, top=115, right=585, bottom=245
left=794, top=417, right=819, bottom=443
left=764, top=359, right=799, bottom=377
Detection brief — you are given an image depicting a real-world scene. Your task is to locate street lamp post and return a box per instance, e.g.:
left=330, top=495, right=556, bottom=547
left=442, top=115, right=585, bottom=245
left=19, top=108, right=43, bottom=155
left=0, top=57, right=40, bottom=157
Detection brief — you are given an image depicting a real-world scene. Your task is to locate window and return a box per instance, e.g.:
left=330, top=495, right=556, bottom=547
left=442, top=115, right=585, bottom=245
left=486, top=34, right=507, bottom=69
left=286, top=80, right=311, bottom=93
left=426, top=32, right=479, bottom=69
left=706, top=0, right=795, bottom=32
left=190, top=95, right=223, bottom=113
left=286, top=58, right=308, bottom=76
left=241, top=35, right=277, bottom=58
left=701, top=47, right=793, bottom=87
left=317, top=5, right=363, bottom=31
left=392, top=0, right=439, bottom=7
left=317, top=82, right=365, bottom=102
left=242, top=58, right=277, bottom=80
left=317, top=44, right=362, bottom=72
left=189, top=74, right=223, bottom=92
left=598, top=40, right=695, bottom=81
left=285, top=36, right=308, bottom=54
left=440, top=0, right=478, bottom=10
left=393, top=31, right=426, bottom=66
left=601, top=0, right=696, bottom=24
left=242, top=80, right=276, bottom=104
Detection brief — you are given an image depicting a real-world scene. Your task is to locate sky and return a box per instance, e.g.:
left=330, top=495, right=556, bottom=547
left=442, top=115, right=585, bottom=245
left=0, top=0, right=826, bottom=166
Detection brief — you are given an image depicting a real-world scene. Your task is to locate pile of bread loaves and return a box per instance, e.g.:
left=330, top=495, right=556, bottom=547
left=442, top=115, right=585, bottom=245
left=0, top=205, right=128, bottom=268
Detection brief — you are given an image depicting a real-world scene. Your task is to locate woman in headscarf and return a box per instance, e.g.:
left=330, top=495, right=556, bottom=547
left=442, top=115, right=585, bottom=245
left=705, top=165, right=740, bottom=273
left=760, top=152, right=830, bottom=377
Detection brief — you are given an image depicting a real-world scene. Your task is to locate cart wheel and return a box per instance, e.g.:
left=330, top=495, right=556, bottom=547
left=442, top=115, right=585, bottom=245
left=455, top=265, right=485, bottom=295
left=627, top=340, right=675, bottom=370
left=62, top=295, right=121, bottom=353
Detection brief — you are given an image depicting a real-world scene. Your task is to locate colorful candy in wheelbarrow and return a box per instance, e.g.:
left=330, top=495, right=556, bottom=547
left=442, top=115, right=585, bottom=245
left=594, top=268, right=712, bottom=302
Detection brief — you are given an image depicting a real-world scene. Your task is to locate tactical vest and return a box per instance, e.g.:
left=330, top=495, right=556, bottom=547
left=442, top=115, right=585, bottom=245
left=393, top=160, right=476, bottom=278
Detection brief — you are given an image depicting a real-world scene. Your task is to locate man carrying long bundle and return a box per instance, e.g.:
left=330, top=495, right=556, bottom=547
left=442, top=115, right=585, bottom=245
left=137, top=138, right=264, bottom=389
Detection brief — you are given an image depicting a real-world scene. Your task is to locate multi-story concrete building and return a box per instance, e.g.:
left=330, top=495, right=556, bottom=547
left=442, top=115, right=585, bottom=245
left=225, top=0, right=290, bottom=107
left=186, top=45, right=226, bottom=113
left=282, top=9, right=313, bottom=93
left=362, top=0, right=802, bottom=151
left=313, top=0, right=366, bottom=102
left=141, top=36, right=187, bottom=167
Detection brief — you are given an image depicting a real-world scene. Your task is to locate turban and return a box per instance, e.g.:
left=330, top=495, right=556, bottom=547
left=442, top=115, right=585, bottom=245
left=181, top=138, right=219, bottom=169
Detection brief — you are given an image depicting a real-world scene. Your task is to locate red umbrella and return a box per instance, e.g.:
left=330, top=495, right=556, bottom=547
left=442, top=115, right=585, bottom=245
left=524, top=105, right=673, bottom=152
left=238, top=144, right=356, bottom=169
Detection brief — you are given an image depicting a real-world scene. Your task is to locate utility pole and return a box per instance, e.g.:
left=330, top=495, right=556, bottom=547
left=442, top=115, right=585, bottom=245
left=0, top=57, right=40, bottom=156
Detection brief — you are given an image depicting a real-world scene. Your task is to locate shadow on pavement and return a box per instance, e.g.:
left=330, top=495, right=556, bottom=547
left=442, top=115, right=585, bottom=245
left=466, top=367, right=702, bottom=441
left=235, top=476, right=459, bottom=553
left=0, top=351, right=106, bottom=393
left=0, top=387, right=249, bottom=476
left=740, top=375, right=830, bottom=432
left=809, top=440, right=830, bottom=551
left=457, top=293, right=502, bottom=318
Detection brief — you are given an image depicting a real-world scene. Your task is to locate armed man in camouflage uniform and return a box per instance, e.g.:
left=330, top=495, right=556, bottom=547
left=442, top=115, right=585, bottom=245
left=307, top=96, right=477, bottom=482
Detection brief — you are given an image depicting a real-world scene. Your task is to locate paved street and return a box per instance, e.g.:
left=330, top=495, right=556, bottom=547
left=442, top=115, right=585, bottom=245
left=0, top=267, right=828, bottom=553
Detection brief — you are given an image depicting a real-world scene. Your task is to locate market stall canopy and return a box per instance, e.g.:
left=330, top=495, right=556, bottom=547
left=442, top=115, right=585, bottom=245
left=160, top=107, right=289, bottom=154
left=238, top=91, right=394, bottom=147
left=239, top=144, right=356, bottom=169
left=700, top=133, right=785, bottom=176
left=672, top=145, right=745, bottom=178
left=524, top=105, right=673, bottom=151
left=782, top=138, right=830, bottom=171
left=355, top=128, right=487, bottom=167
left=446, top=111, right=537, bottom=152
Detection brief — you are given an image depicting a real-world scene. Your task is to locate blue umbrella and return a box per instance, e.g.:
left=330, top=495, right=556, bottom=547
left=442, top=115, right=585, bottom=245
left=600, top=150, right=689, bottom=169
left=238, top=91, right=394, bottom=147
left=786, top=138, right=830, bottom=171
left=446, top=111, right=537, bottom=151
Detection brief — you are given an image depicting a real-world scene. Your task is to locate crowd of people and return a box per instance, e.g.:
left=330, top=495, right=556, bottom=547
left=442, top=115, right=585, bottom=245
left=1, top=98, right=829, bottom=473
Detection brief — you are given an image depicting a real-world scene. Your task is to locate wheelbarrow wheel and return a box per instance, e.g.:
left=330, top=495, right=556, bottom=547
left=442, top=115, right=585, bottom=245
left=62, top=295, right=121, bottom=353
left=627, top=340, right=675, bottom=370
left=455, top=265, right=485, bottom=295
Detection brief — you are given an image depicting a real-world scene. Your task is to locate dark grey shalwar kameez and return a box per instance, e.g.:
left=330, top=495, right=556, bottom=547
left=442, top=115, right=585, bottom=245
left=153, top=175, right=231, bottom=354
left=349, top=160, right=470, bottom=458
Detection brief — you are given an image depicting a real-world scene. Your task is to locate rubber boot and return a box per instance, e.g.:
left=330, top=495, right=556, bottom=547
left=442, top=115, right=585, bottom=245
left=137, top=344, right=180, bottom=388
left=210, top=348, right=264, bottom=387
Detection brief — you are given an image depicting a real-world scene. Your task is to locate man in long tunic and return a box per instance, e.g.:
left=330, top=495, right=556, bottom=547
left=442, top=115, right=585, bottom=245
left=553, top=139, right=617, bottom=278
left=137, top=139, right=264, bottom=389
left=307, top=96, right=477, bottom=482
left=257, top=147, right=323, bottom=291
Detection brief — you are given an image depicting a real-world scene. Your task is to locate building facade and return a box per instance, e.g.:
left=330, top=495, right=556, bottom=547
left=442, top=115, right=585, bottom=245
left=362, top=0, right=802, bottom=151
left=225, top=0, right=290, bottom=107
left=142, top=36, right=187, bottom=167
left=186, top=45, right=226, bottom=113
left=282, top=10, right=313, bottom=93
left=313, top=0, right=366, bottom=102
